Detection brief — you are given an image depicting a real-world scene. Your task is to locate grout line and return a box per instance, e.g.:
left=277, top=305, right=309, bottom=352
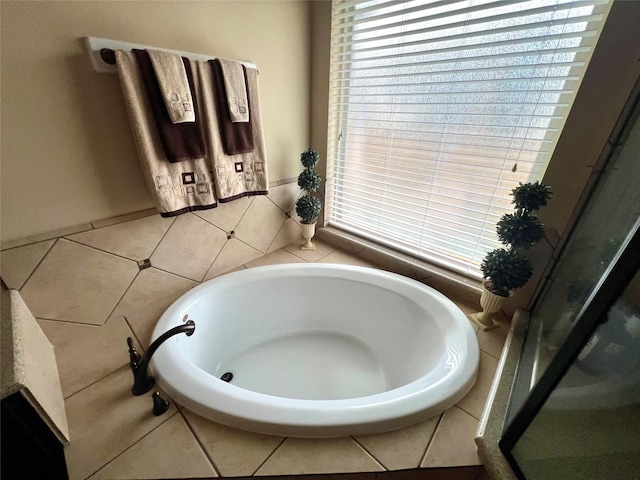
left=250, top=436, right=288, bottom=476
left=419, top=412, right=445, bottom=468
left=263, top=212, right=291, bottom=255
left=145, top=265, right=203, bottom=284
left=13, top=237, right=59, bottom=292
left=480, top=346, right=503, bottom=361
left=123, top=315, right=146, bottom=352
left=189, top=214, right=231, bottom=283
left=231, top=195, right=256, bottom=235
left=233, top=235, right=266, bottom=256
left=102, top=269, right=142, bottom=328
left=36, top=316, right=107, bottom=328
left=85, top=410, right=179, bottom=479
left=56, top=237, right=139, bottom=265
left=457, top=403, right=482, bottom=422
left=350, top=436, right=389, bottom=471
left=64, top=364, right=131, bottom=401
left=143, top=215, right=178, bottom=262
left=179, top=410, right=222, bottom=478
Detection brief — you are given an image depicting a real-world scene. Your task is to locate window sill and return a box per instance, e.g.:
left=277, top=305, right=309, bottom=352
left=316, top=226, right=483, bottom=306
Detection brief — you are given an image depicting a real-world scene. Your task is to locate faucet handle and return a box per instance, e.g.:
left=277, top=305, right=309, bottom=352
left=127, top=337, right=142, bottom=366
left=152, top=391, right=170, bottom=416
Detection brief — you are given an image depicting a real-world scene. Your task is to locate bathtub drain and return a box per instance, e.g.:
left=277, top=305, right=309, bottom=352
left=221, top=372, right=233, bottom=382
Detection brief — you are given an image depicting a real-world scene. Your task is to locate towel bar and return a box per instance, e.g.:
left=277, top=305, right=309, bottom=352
left=83, top=37, right=257, bottom=74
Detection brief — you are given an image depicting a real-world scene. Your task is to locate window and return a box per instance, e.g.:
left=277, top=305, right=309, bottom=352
left=326, top=0, right=611, bottom=276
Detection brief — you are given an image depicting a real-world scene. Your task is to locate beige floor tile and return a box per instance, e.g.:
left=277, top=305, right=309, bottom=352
left=254, top=437, right=385, bottom=476
left=243, top=249, right=307, bottom=268
left=456, top=351, right=499, bottom=420
left=450, top=296, right=481, bottom=317
left=267, top=218, right=303, bottom=253
left=354, top=415, right=440, bottom=470
left=283, top=238, right=336, bottom=262
left=234, top=196, right=286, bottom=253
left=316, top=249, right=378, bottom=267
left=67, top=215, right=174, bottom=261
left=38, top=317, right=137, bottom=398
left=20, top=239, right=138, bottom=325
left=476, top=315, right=510, bottom=359
left=202, top=238, right=263, bottom=281
left=182, top=410, right=284, bottom=477
left=64, top=367, right=177, bottom=480
left=108, top=267, right=197, bottom=348
left=89, top=413, right=217, bottom=479
left=150, top=213, right=227, bottom=281
left=421, top=406, right=481, bottom=468
left=268, top=182, right=300, bottom=214
left=0, top=239, right=54, bottom=289
left=193, top=196, right=253, bottom=232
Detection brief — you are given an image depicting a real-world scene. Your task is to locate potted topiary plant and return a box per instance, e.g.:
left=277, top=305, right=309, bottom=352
left=295, top=148, right=322, bottom=250
left=469, top=181, right=552, bottom=330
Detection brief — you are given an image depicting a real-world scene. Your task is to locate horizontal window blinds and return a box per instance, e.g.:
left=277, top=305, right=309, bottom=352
left=326, top=0, right=611, bottom=276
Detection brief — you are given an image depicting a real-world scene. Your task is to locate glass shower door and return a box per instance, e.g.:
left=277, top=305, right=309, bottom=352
left=499, top=82, right=640, bottom=479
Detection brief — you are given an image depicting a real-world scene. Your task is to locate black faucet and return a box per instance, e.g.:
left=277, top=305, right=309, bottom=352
left=127, top=319, right=196, bottom=395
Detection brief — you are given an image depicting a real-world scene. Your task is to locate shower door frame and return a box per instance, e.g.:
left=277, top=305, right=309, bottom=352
left=498, top=222, right=640, bottom=478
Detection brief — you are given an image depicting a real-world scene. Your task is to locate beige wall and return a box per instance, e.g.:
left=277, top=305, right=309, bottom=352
left=309, top=0, right=332, bottom=224
left=540, top=1, right=640, bottom=238
left=1, top=1, right=312, bottom=243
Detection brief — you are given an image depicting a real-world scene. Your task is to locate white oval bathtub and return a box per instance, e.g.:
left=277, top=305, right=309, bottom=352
left=151, top=263, right=479, bottom=437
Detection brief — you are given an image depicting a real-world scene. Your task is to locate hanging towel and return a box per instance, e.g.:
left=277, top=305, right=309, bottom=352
left=115, top=50, right=217, bottom=216
left=132, top=49, right=206, bottom=163
left=195, top=60, right=268, bottom=202
left=217, top=58, right=249, bottom=123
left=147, top=49, right=195, bottom=124
left=209, top=59, right=254, bottom=155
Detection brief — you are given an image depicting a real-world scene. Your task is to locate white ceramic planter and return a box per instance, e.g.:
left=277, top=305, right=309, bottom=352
left=301, top=222, right=316, bottom=250
left=468, top=280, right=508, bottom=330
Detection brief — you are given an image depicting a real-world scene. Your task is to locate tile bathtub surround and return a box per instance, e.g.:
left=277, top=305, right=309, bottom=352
left=0, top=189, right=507, bottom=479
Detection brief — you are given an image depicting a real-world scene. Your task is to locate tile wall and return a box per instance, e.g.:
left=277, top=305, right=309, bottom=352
left=0, top=183, right=509, bottom=480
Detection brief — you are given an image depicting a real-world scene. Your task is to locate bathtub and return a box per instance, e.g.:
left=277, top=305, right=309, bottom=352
left=151, top=263, right=479, bottom=437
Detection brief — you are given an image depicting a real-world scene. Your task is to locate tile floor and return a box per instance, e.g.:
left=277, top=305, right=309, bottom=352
left=0, top=185, right=509, bottom=480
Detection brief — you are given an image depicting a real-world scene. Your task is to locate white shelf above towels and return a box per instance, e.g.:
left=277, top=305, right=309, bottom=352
left=83, top=36, right=257, bottom=74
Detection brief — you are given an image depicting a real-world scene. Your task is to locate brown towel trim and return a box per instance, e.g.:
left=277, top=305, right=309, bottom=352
left=218, top=190, right=268, bottom=203
left=209, top=59, right=254, bottom=155
left=133, top=49, right=206, bottom=163
left=159, top=203, right=218, bottom=217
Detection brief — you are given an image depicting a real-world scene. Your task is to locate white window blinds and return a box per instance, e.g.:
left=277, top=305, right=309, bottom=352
left=326, top=0, right=611, bottom=277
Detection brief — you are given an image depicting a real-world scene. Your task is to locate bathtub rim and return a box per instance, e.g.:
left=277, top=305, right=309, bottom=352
left=151, top=263, right=480, bottom=437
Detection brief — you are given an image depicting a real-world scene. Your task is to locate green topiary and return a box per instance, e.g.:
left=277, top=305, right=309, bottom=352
left=297, top=169, right=322, bottom=193
left=511, top=181, right=552, bottom=212
left=296, top=195, right=322, bottom=224
left=496, top=210, right=544, bottom=249
left=481, top=248, right=533, bottom=296
left=481, top=181, right=552, bottom=297
left=295, top=148, right=323, bottom=224
left=300, top=148, right=320, bottom=169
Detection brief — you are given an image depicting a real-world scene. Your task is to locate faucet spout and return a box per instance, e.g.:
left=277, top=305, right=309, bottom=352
left=127, top=319, right=195, bottom=395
